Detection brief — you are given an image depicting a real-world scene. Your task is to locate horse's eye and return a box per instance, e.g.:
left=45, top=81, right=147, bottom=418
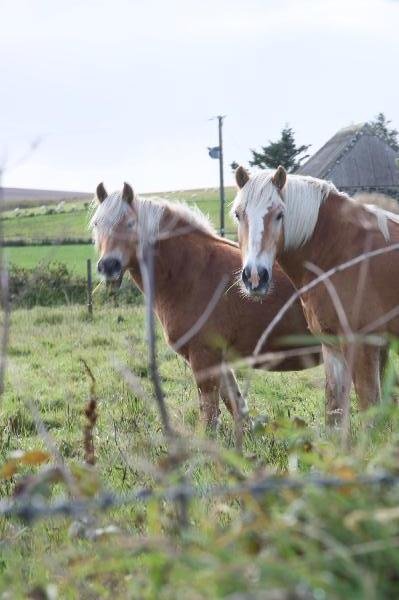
left=276, top=212, right=284, bottom=221
left=127, top=220, right=135, bottom=229
left=235, top=210, right=240, bottom=221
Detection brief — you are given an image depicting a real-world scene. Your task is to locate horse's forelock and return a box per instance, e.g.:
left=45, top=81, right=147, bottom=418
left=89, top=191, right=130, bottom=234
left=237, top=171, right=335, bottom=250
left=89, top=191, right=217, bottom=250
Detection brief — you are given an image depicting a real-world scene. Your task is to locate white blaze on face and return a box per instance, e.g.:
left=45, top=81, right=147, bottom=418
left=96, top=227, right=127, bottom=268
left=244, top=195, right=282, bottom=287
left=244, top=203, right=269, bottom=287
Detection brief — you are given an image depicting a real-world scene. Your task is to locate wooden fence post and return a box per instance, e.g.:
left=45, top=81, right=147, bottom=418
left=87, top=259, right=93, bottom=317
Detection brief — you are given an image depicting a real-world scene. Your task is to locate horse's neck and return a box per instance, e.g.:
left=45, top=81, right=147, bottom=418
left=279, top=192, right=353, bottom=287
left=154, top=234, right=200, bottom=300
left=129, top=222, right=213, bottom=315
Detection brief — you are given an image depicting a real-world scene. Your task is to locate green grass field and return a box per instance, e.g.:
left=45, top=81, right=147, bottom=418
left=2, top=188, right=399, bottom=597
left=1, top=304, right=399, bottom=597
left=3, top=188, right=237, bottom=275
left=5, top=244, right=97, bottom=276
left=2, top=209, right=90, bottom=242
left=2, top=188, right=237, bottom=243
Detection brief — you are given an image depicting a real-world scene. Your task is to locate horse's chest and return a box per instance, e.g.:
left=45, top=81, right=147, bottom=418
left=158, top=305, right=193, bottom=350
left=300, top=294, right=332, bottom=335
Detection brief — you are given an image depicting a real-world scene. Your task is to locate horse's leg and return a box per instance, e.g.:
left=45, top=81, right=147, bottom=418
left=198, top=383, right=220, bottom=431
left=190, top=352, right=221, bottom=431
left=350, top=344, right=381, bottom=410
left=219, top=368, right=249, bottom=421
left=379, top=345, right=388, bottom=384
left=322, top=345, right=352, bottom=427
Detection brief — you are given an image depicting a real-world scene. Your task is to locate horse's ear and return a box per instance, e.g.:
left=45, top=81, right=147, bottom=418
left=235, top=166, right=250, bottom=189
left=272, top=165, right=287, bottom=191
left=122, top=182, right=134, bottom=205
left=96, top=182, right=108, bottom=203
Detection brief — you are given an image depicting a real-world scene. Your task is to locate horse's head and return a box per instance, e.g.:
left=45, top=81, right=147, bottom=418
left=90, top=182, right=138, bottom=285
left=232, top=165, right=286, bottom=297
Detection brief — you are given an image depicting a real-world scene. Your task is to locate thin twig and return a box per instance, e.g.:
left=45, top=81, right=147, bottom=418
left=0, top=168, right=10, bottom=397
left=342, top=234, right=373, bottom=441
left=352, top=234, right=372, bottom=331
left=112, top=359, right=147, bottom=400
left=361, top=305, right=399, bottom=335
left=139, top=239, right=192, bottom=527
left=172, top=276, right=229, bottom=351
left=220, top=363, right=243, bottom=454
left=139, top=243, right=172, bottom=438
left=305, top=262, right=354, bottom=342
left=253, top=242, right=399, bottom=357
left=0, top=263, right=10, bottom=397
left=0, top=471, right=397, bottom=524
left=26, top=400, right=80, bottom=497
left=305, top=262, right=355, bottom=443
left=81, top=359, right=98, bottom=466
left=196, top=345, right=322, bottom=383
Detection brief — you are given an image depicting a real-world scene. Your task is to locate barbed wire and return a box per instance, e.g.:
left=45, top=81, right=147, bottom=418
left=1, top=471, right=397, bottom=524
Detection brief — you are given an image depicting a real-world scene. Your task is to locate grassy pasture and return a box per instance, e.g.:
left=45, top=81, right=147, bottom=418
left=3, top=188, right=237, bottom=275
left=2, top=209, right=90, bottom=243
left=5, top=244, right=97, bottom=276
left=1, top=304, right=399, bottom=597
left=2, top=189, right=399, bottom=597
left=2, top=187, right=237, bottom=243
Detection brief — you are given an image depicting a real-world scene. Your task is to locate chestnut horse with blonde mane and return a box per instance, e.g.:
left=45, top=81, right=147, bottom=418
left=233, top=165, right=399, bottom=425
left=90, top=182, right=321, bottom=429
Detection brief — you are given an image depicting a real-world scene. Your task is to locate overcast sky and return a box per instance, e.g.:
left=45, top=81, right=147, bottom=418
left=1, top=0, right=398, bottom=193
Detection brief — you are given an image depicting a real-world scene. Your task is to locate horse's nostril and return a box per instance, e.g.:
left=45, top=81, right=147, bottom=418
left=258, top=267, right=269, bottom=285
left=97, top=259, right=104, bottom=274
left=242, top=266, right=251, bottom=284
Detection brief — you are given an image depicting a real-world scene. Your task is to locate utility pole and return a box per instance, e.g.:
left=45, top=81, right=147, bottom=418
left=217, top=115, right=225, bottom=237
left=208, top=115, right=226, bottom=236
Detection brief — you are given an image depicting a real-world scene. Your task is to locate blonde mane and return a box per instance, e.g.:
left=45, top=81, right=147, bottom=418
left=281, top=174, right=337, bottom=249
left=353, top=193, right=399, bottom=242
left=89, top=191, right=217, bottom=249
left=234, top=171, right=337, bottom=250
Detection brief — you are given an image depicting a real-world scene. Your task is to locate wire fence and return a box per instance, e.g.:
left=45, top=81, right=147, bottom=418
left=1, top=471, right=398, bottom=524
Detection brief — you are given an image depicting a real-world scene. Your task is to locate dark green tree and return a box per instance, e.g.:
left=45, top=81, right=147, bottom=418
left=368, top=113, right=399, bottom=151
left=249, top=126, right=311, bottom=172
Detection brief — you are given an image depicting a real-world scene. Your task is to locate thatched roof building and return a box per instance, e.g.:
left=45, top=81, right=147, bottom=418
left=297, top=123, right=399, bottom=198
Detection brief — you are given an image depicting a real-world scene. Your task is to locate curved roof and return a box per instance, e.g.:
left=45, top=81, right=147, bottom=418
left=297, top=123, right=399, bottom=189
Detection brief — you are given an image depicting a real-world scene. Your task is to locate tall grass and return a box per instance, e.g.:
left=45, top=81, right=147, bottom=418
left=1, top=305, right=399, bottom=598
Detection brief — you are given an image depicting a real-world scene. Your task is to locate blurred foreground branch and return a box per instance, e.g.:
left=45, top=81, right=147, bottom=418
left=0, top=169, right=10, bottom=397
left=139, top=243, right=172, bottom=438
left=81, top=359, right=98, bottom=466
left=0, top=471, right=397, bottom=524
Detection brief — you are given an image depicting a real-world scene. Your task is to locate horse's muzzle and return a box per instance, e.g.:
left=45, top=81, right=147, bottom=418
left=241, top=265, right=270, bottom=296
left=98, top=257, right=123, bottom=282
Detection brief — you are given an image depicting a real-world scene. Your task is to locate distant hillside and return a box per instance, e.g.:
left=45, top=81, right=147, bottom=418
left=2, top=186, right=238, bottom=244
left=1, top=187, right=91, bottom=209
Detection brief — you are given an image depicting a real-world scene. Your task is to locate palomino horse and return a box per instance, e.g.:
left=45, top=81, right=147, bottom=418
left=90, top=182, right=321, bottom=429
left=233, top=165, right=399, bottom=425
